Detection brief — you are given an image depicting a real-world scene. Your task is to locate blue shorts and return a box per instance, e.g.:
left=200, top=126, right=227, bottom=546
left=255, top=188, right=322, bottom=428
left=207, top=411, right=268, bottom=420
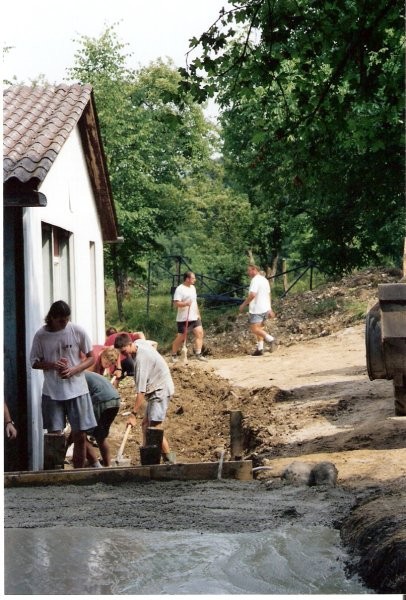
left=145, top=389, right=171, bottom=423
left=42, top=394, right=97, bottom=433
left=249, top=312, right=268, bottom=324
left=176, top=319, right=202, bottom=334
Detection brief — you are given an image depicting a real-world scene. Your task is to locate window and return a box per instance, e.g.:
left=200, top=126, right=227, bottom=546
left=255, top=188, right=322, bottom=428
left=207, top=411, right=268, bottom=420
left=42, top=223, right=72, bottom=307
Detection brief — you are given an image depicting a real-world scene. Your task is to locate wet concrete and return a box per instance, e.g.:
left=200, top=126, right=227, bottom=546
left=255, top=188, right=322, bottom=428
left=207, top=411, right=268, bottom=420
left=5, top=479, right=354, bottom=532
left=5, top=525, right=367, bottom=595
left=4, top=479, right=370, bottom=595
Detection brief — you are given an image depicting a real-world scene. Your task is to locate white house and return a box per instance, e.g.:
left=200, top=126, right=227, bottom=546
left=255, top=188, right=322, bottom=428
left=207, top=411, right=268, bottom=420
left=3, top=84, right=119, bottom=471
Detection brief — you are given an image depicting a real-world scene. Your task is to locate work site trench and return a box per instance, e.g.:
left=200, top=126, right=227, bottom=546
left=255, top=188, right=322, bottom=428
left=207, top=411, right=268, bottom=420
left=5, top=479, right=370, bottom=595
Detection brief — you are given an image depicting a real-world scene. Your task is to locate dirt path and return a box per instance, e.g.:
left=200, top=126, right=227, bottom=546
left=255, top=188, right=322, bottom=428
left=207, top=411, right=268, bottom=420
left=205, top=324, right=369, bottom=389
left=197, top=324, right=405, bottom=484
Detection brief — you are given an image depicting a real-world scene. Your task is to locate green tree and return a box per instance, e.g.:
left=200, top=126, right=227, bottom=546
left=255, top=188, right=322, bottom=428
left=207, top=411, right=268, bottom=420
left=159, top=156, right=253, bottom=290
left=182, top=0, right=405, bottom=275
left=68, top=25, right=217, bottom=316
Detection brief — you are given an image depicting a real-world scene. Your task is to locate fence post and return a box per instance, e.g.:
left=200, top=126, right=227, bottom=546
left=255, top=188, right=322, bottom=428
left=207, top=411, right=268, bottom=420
left=282, top=259, right=288, bottom=292
left=146, top=261, right=151, bottom=316
left=176, top=256, right=182, bottom=285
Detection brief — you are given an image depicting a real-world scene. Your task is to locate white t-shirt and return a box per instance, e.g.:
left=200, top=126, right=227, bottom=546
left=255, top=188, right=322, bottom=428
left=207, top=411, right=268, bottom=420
left=30, top=322, right=93, bottom=400
left=173, top=283, right=199, bottom=322
left=134, top=341, right=175, bottom=396
left=248, top=274, right=271, bottom=314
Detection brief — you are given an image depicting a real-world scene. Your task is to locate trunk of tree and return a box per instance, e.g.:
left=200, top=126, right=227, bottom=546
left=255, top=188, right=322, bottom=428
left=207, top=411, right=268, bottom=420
left=266, top=254, right=279, bottom=286
left=111, top=246, right=125, bottom=321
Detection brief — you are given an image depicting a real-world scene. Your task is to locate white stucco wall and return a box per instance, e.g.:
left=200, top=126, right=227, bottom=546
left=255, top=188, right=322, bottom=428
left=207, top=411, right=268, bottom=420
left=23, top=125, right=108, bottom=470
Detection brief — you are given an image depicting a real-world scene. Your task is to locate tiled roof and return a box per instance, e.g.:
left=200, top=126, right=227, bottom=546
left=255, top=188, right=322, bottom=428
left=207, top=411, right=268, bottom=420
left=3, top=84, right=93, bottom=183
left=3, top=84, right=119, bottom=241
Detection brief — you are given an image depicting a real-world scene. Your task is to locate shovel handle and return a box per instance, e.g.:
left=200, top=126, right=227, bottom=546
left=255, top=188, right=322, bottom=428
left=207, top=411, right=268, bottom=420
left=183, top=304, right=191, bottom=345
left=117, top=424, right=132, bottom=459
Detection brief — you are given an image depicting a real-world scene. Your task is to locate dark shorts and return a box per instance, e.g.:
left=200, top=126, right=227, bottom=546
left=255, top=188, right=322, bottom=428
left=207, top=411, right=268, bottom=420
left=176, top=319, right=202, bottom=334
left=121, top=356, right=135, bottom=377
left=90, top=406, right=119, bottom=442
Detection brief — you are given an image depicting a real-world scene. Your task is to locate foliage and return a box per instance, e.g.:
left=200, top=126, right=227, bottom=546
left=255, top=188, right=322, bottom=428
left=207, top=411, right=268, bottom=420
left=181, top=0, right=405, bottom=275
left=67, top=25, right=221, bottom=314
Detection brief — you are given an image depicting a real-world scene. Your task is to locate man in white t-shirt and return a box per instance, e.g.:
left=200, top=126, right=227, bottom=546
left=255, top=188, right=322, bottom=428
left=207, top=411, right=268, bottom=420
left=171, top=271, right=207, bottom=362
left=30, top=300, right=96, bottom=468
left=239, top=264, right=276, bottom=356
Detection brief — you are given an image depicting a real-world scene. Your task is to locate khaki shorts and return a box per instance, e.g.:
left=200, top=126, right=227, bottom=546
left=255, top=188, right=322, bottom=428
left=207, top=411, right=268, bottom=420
left=145, top=389, right=171, bottom=423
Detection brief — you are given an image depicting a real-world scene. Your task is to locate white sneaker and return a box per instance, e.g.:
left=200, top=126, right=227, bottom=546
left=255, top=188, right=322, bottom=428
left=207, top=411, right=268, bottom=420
left=195, top=353, right=208, bottom=362
left=171, top=354, right=178, bottom=363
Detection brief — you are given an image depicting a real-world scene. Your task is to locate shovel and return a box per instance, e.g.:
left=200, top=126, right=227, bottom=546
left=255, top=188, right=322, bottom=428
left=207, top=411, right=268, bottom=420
left=180, top=305, right=191, bottom=365
left=114, top=424, right=132, bottom=466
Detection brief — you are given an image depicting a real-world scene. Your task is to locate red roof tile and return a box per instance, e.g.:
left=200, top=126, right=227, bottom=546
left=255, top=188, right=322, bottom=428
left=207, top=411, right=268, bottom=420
left=3, top=84, right=92, bottom=183
left=3, top=84, right=119, bottom=241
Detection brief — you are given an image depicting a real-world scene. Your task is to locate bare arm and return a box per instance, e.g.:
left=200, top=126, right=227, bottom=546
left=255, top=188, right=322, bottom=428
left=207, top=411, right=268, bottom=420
left=127, top=392, right=146, bottom=427
left=174, top=299, right=192, bottom=308
left=239, top=291, right=256, bottom=312
left=32, top=359, right=59, bottom=371
left=4, top=402, right=17, bottom=439
left=59, top=351, right=95, bottom=379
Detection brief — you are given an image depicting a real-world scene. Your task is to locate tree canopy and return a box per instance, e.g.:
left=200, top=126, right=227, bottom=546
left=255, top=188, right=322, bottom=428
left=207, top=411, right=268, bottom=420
left=67, top=25, right=252, bottom=313
left=181, top=0, right=405, bottom=275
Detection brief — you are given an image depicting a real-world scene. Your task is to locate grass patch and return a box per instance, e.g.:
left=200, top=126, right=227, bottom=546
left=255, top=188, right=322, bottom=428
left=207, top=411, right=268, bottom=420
left=105, top=281, right=240, bottom=351
left=342, top=298, right=368, bottom=321
left=302, top=297, right=340, bottom=317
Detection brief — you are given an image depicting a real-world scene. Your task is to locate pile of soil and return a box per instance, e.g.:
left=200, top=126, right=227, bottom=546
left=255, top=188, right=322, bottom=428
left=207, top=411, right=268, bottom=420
left=110, top=267, right=403, bottom=466
left=203, top=266, right=401, bottom=356
left=104, top=266, right=405, bottom=593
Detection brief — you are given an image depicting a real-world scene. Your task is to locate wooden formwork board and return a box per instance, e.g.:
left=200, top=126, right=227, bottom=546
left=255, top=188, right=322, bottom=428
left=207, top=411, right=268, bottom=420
left=4, top=460, right=253, bottom=488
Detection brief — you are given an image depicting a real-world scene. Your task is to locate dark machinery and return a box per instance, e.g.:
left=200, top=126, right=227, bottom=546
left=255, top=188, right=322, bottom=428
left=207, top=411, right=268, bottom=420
left=366, top=282, right=406, bottom=415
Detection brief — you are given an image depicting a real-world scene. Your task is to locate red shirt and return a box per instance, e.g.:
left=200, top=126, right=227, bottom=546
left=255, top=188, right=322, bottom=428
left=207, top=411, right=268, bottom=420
left=104, top=332, right=142, bottom=348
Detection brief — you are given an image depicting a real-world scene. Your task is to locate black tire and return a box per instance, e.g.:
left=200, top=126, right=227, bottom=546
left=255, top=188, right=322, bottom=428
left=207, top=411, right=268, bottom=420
left=394, top=384, right=406, bottom=416
left=365, top=306, right=387, bottom=380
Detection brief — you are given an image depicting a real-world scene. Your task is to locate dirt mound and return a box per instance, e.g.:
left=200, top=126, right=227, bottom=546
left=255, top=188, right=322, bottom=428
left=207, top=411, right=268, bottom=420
left=110, top=367, right=282, bottom=464
left=203, top=267, right=401, bottom=357
left=108, top=266, right=402, bottom=467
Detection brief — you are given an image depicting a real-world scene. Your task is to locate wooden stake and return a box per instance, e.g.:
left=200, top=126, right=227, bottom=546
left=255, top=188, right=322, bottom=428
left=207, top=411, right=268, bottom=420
left=230, top=410, right=243, bottom=460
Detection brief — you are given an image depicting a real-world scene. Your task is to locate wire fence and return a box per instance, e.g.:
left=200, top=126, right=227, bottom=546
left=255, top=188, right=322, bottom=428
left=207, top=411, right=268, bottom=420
left=145, top=256, right=320, bottom=315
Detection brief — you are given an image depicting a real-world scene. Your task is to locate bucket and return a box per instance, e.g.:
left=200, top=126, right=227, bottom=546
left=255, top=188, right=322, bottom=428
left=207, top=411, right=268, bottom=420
left=146, top=427, right=164, bottom=447
left=43, top=433, right=66, bottom=470
left=140, top=445, right=161, bottom=465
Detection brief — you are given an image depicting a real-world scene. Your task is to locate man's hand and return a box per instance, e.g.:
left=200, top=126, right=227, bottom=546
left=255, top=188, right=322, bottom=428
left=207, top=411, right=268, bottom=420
left=56, top=358, right=71, bottom=378
left=127, top=413, right=137, bottom=428
left=112, top=367, right=122, bottom=380
left=6, top=421, right=17, bottom=440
